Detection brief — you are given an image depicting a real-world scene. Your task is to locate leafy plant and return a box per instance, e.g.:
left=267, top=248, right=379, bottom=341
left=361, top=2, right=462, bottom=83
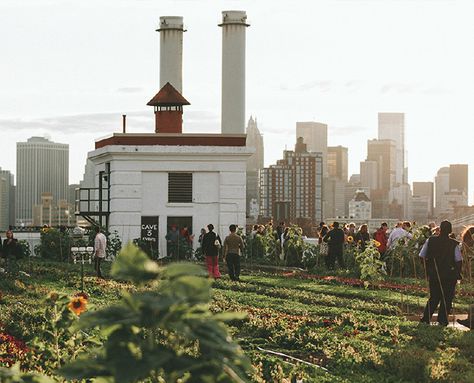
left=0, top=363, right=53, bottom=383
left=355, top=240, right=387, bottom=287
left=60, top=243, right=252, bottom=382
left=282, top=225, right=306, bottom=267
left=37, top=228, right=70, bottom=262
left=27, top=292, right=97, bottom=375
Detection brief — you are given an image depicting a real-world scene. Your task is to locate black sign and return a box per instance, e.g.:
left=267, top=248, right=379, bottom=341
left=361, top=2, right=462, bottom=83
left=141, top=216, right=159, bottom=252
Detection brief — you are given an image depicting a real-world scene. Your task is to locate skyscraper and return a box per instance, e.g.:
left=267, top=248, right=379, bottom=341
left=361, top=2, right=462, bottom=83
left=328, top=146, right=348, bottom=182
left=16, top=137, right=69, bottom=225
left=0, top=167, right=15, bottom=230
left=296, top=122, right=328, bottom=176
left=449, top=164, right=468, bottom=199
left=435, top=167, right=450, bottom=216
left=360, top=160, right=379, bottom=194
left=413, top=181, right=434, bottom=217
left=260, top=137, right=323, bottom=224
left=246, top=116, right=264, bottom=219
left=367, top=139, right=396, bottom=192
left=378, top=113, right=405, bottom=184
left=326, top=146, right=348, bottom=218
left=366, top=139, right=396, bottom=218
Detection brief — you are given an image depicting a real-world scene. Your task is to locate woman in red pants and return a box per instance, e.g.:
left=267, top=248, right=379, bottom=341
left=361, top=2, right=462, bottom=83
left=201, top=224, right=222, bottom=278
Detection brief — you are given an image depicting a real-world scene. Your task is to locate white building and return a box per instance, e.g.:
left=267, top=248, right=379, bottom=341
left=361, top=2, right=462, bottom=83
left=78, top=12, right=252, bottom=258
left=86, top=137, right=250, bottom=257
left=349, top=190, right=372, bottom=220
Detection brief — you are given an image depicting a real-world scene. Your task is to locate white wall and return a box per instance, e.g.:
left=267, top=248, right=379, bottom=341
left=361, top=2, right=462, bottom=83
left=88, top=145, right=251, bottom=257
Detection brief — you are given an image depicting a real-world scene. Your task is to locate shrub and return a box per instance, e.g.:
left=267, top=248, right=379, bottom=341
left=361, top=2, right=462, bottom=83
left=355, top=240, right=387, bottom=287
left=37, top=228, right=70, bottom=262
left=60, top=244, right=252, bottom=382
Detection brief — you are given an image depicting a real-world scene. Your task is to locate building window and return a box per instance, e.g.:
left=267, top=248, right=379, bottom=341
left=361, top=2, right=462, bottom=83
left=168, top=173, right=193, bottom=203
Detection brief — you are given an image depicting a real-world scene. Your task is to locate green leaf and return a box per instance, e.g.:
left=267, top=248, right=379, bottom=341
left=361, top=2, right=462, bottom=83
left=111, top=243, right=160, bottom=283
left=161, top=262, right=207, bottom=279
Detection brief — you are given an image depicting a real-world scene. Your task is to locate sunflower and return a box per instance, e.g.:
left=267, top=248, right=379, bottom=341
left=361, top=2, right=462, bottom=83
left=347, top=236, right=354, bottom=243
left=68, top=296, right=88, bottom=316
left=374, top=240, right=381, bottom=248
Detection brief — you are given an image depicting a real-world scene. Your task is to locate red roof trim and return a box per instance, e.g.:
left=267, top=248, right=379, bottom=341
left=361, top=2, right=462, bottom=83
left=95, top=134, right=246, bottom=149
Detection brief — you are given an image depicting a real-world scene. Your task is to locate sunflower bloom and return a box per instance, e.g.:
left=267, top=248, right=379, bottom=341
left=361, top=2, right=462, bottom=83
left=68, top=296, right=88, bottom=316
left=374, top=240, right=381, bottom=247
left=347, top=236, right=354, bottom=243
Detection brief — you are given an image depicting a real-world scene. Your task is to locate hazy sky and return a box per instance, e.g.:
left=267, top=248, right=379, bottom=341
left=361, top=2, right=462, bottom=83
left=1, top=0, right=473, bottom=203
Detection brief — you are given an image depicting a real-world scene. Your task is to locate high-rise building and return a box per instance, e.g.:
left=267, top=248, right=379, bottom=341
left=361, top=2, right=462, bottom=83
left=360, top=160, right=379, bottom=194
left=260, top=137, right=323, bottom=224
left=410, top=196, right=431, bottom=224
left=16, top=137, right=69, bottom=225
left=328, top=146, right=348, bottom=182
left=389, top=183, right=411, bottom=219
left=435, top=167, right=450, bottom=215
left=33, top=192, right=73, bottom=227
left=434, top=164, right=469, bottom=218
left=413, top=181, right=434, bottom=217
left=326, top=178, right=346, bottom=218
left=378, top=112, right=406, bottom=184
left=449, top=164, right=468, bottom=204
left=296, top=122, right=328, bottom=176
left=0, top=167, right=15, bottom=230
left=365, top=138, right=396, bottom=218
left=367, top=139, right=396, bottom=192
left=326, top=146, right=348, bottom=218
left=246, top=116, right=264, bottom=219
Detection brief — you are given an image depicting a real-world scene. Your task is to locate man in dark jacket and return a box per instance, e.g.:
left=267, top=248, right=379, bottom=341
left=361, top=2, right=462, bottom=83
left=419, top=220, right=462, bottom=326
left=323, top=221, right=345, bottom=270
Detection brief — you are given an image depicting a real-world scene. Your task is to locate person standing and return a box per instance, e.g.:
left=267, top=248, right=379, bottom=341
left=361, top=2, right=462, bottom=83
left=460, top=226, right=474, bottom=282
left=165, top=225, right=179, bottom=259
left=276, top=221, right=286, bottom=254
left=202, top=224, right=221, bottom=279
left=355, top=224, right=370, bottom=252
left=419, top=220, right=462, bottom=326
left=373, top=222, right=388, bottom=256
left=223, top=224, right=245, bottom=281
left=2, top=230, right=20, bottom=272
left=323, top=222, right=345, bottom=270
left=387, top=221, right=413, bottom=249
left=94, top=226, right=107, bottom=279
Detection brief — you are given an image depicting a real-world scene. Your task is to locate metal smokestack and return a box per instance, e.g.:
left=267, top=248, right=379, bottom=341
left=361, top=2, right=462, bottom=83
left=219, top=10, right=249, bottom=134
left=157, top=16, right=185, bottom=93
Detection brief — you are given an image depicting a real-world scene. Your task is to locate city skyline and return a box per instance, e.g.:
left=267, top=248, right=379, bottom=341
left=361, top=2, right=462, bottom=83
left=1, top=0, right=473, bottom=204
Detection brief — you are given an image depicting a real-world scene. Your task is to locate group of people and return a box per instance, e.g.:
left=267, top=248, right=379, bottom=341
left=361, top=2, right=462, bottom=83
left=199, top=223, right=244, bottom=281
left=316, top=220, right=417, bottom=270
left=316, top=219, right=473, bottom=329
left=165, top=225, right=194, bottom=259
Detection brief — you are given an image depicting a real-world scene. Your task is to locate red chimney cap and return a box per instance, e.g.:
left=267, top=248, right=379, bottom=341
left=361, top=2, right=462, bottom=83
left=147, top=82, right=190, bottom=106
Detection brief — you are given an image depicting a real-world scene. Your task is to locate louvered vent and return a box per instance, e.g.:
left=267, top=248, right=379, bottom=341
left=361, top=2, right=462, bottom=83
left=168, top=173, right=193, bottom=203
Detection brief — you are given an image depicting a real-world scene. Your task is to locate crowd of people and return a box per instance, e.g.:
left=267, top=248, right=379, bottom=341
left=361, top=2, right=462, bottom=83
left=3, top=219, right=473, bottom=329
left=315, top=219, right=473, bottom=329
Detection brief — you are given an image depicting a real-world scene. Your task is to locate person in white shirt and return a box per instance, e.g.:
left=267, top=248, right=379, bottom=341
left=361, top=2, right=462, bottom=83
left=94, top=226, right=107, bottom=278
left=387, top=221, right=413, bottom=249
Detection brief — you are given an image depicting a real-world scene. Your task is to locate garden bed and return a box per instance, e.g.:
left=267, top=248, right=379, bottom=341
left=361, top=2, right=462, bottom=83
left=1, top=259, right=473, bottom=382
